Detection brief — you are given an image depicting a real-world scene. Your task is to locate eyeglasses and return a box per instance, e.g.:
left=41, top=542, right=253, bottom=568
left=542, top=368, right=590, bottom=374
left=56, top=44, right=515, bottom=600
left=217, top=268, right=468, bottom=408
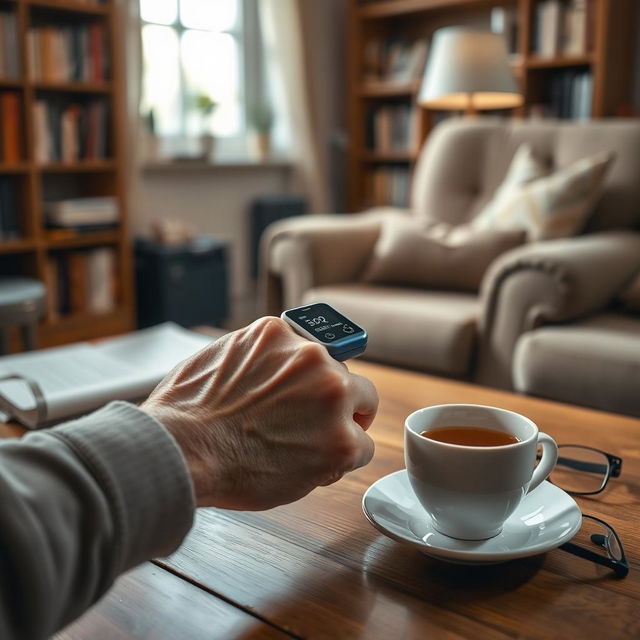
left=560, top=515, right=629, bottom=578
left=543, top=444, right=628, bottom=578
left=550, top=444, right=622, bottom=495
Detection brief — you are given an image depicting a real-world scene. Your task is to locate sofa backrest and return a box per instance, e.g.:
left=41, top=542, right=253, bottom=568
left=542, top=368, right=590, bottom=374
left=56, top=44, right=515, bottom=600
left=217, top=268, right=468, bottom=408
left=410, top=118, right=640, bottom=232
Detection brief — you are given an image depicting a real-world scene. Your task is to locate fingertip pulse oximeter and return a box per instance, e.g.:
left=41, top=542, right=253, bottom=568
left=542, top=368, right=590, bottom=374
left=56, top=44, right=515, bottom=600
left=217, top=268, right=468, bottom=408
left=281, top=303, right=367, bottom=361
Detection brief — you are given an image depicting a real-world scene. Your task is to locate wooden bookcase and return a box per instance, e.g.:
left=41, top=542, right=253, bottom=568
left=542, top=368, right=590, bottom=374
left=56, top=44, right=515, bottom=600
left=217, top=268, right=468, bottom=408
left=0, top=0, right=133, bottom=348
left=347, top=0, right=637, bottom=212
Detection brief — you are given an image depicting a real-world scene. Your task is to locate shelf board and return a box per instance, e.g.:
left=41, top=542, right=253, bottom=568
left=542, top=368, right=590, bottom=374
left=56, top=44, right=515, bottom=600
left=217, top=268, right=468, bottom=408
left=0, top=238, right=38, bottom=254
left=0, top=78, right=24, bottom=89
left=40, top=308, right=133, bottom=348
left=27, top=0, right=110, bottom=15
left=358, top=0, right=488, bottom=19
left=0, top=164, right=30, bottom=174
left=526, top=55, right=593, bottom=69
left=31, top=80, right=112, bottom=94
left=39, top=160, right=115, bottom=172
left=45, top=230, right=119, bottom=249
left=361, top=150, right=419, bottom=162
left=360, top=81, right=421, bottom=97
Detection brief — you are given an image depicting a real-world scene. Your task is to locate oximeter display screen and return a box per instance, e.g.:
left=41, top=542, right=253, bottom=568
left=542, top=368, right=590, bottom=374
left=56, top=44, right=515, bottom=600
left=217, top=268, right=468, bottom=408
left=284, top=303, right=364, bottom=343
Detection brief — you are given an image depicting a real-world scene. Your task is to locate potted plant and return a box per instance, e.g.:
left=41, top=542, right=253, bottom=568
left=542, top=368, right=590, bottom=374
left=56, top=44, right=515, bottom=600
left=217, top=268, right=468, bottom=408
left=194, top=94, right=218, bottom=160
left=141, top=109, right=159, bottom=161
left=247, top=101, right=274, bottom=161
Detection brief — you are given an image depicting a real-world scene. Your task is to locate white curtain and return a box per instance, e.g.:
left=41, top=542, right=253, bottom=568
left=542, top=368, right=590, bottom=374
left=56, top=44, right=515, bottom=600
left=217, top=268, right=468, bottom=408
left=116, top=0, right=143, bottom=232
left=258, top=0, right=332, bottom=213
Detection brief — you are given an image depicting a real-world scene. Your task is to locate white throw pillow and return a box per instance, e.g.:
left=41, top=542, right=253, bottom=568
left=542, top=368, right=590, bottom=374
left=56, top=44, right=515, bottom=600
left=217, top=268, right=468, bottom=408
left=473, top=149, right=615, bottom=242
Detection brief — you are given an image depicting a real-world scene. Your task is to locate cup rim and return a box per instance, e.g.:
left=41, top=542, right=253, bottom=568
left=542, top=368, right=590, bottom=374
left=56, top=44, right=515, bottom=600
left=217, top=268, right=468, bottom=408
left=405, top=403, right=538, bottom=450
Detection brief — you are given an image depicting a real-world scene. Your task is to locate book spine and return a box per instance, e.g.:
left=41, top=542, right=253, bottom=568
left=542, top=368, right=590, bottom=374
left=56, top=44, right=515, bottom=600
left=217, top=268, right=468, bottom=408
left=67, top=251, right=88, bottom=314
left=87, top=248, right=116, bottom=314
left=1, top=92, right=21, bottom=163
left=0, top=176, right=19, bottom=239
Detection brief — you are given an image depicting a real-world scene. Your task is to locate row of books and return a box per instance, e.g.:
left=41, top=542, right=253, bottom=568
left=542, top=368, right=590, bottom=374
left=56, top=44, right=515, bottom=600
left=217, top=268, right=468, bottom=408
left=363, top=38, right=429, bottom=86
left=33, top=99, right=109, bottom=163
left=0, top=92, right=21, bottom=164
left=533, top=69, right=592, bottom=119
left=532, top=0, right=595, bottom=58
left=0, top=11, right=19, bottom=80
left=46, top=247, right=117, bottom=319
left=365, top=167, right=410, bottom=208
left=490, top=7, right=520, bottom=59
left=365, top=104, right=419, bottom=153
left=28, top=24, right=108, bottom=83
left=0, top=177, right=20, bottom=241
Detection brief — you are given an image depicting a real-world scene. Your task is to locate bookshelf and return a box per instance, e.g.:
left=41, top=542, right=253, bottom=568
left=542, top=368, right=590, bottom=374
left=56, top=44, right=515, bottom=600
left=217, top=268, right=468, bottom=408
left=0, top=0, right=133, bottom=349
left=347, top=0, right=637, bottom=212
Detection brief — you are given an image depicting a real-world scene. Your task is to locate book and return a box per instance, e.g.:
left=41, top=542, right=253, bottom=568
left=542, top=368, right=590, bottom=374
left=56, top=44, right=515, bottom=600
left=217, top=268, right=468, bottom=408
left=0, top=323, right=215, bottom=428
left=45, top=196, right=119, bottom=227
left=86, top=247, right=116, bottom=314
left=367, top=104, right=418, bottom=153
left=47, top=247, right=118, bottom=317
left=0, top=176, right=19, bottom=240
left=1, top=92, right=21, bottom=163
left=32, top=99, right=108, bottom=163
left=28, top=23, right=108, bottom=83
left=362, top=37, right=428, bottom=86
left=67, top=251, right=88, bottom=314
left=562, top=0, right=587, bottom=55
left=0, top=11, right=19, bottom=79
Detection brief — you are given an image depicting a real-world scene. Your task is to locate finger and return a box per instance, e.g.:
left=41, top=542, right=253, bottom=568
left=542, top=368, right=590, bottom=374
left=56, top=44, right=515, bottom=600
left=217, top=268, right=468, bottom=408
left=347, top=373, right=379, bottom=431
left=348, top=427, right=375, bottom=470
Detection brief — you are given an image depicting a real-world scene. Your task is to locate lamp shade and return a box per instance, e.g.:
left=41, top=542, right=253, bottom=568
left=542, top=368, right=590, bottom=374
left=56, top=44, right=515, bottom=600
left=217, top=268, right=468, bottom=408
left=418, top=27, right=522, bottom=111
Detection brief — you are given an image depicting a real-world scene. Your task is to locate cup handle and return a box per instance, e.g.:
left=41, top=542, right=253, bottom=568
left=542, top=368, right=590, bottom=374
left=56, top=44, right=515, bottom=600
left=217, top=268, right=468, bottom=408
left=527, top=432, right=558, bottom=494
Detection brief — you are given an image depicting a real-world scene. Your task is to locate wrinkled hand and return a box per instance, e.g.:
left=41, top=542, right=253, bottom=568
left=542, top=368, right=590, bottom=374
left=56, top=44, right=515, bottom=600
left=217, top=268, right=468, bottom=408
left=141, top=317, right=378, bottom=510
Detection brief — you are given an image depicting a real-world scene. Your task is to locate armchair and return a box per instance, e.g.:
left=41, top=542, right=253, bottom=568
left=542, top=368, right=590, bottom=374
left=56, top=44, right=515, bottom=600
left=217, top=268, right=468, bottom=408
left=261, top=118, right=640, bottom=400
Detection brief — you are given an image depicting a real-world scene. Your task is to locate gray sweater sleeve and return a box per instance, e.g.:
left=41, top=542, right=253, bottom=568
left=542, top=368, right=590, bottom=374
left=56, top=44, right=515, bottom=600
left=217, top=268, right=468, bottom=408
left=0, top=401, right=195, bottom=640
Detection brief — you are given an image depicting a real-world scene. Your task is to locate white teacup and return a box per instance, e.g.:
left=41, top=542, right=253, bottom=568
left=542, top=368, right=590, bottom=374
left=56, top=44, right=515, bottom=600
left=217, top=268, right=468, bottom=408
left=404, top=404, right=558, bottom=540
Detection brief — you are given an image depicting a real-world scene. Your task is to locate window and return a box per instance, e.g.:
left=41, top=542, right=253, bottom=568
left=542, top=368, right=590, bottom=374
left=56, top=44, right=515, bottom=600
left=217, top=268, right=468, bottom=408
left=141, top=0, right=263, bottom=157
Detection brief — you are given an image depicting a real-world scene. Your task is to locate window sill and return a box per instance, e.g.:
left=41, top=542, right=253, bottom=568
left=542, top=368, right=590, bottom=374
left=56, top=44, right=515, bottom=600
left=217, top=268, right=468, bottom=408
left=142, top=159, right=293, bottom=174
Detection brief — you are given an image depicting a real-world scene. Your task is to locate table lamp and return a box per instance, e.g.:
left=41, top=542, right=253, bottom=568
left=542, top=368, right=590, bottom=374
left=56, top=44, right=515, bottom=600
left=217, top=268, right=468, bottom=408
left=418, top=27, right=522, bottom=115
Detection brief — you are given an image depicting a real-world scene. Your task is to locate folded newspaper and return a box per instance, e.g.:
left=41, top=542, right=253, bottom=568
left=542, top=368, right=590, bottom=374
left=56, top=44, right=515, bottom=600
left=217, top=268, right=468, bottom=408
left=0, top=323, right=216, bottom=429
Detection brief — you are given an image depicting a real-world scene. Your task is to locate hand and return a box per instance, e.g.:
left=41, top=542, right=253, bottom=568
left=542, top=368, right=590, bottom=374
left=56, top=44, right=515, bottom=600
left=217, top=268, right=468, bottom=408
left=141, top=317, right=378, bottom=510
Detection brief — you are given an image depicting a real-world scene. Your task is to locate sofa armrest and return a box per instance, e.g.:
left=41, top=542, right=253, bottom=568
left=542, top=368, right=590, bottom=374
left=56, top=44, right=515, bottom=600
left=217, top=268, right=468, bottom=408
left=476, top=231, right=640, bottom=388
left=259, top=208, right=407, bottom=315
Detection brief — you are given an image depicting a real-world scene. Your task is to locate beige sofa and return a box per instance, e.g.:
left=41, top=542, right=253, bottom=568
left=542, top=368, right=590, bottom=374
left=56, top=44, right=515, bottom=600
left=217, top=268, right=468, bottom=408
left=261, top=118, right=640, bottom=414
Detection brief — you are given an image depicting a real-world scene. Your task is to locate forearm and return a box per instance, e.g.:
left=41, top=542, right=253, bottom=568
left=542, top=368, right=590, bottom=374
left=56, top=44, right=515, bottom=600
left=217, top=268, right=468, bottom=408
left=0, top=402, right=195, bottom=640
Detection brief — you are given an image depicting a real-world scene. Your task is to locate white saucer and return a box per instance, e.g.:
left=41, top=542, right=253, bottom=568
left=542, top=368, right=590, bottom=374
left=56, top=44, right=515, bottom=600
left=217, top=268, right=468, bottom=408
left=362, top=470, right=582, bottom=564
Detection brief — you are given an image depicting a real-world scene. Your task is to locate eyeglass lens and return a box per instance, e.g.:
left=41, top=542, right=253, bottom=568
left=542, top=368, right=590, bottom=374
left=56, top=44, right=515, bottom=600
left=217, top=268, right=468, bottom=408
left=577, top=517, right=624, bottom=563
left=550, top=446, right=609, bottom=494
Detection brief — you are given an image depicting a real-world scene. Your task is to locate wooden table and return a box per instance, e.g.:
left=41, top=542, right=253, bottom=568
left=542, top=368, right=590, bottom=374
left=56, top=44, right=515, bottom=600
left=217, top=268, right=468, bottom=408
left=4, top=361, right=639, bottom=639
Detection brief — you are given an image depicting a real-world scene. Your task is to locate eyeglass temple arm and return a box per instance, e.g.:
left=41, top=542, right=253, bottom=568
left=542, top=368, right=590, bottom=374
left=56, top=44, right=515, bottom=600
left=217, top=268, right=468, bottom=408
left=555, top=456, right=609, bottom=474
left=559, top=542, right=628, bottom=578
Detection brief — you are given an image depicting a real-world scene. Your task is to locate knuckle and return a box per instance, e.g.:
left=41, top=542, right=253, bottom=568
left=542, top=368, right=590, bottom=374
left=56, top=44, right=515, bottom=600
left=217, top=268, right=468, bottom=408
left=319, top=369, right=350, bottom=403
left=329, top=428, right=359, bottom=466
left=251, top=316, right=286, bottom=336
left=296, top=340, right=328, bottom=366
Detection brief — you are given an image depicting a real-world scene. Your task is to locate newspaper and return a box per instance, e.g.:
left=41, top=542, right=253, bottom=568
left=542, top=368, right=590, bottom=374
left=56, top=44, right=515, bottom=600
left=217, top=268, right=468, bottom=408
left=0, top=323, right=215, bottom=429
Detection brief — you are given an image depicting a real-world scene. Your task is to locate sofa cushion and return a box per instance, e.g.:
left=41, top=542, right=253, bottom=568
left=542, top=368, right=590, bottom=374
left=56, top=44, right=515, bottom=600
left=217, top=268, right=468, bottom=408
left=513, top=313, right=640, bottom=416
left=618, top=272, right=640, bottom=314
left=411, top=119, right=640, bottom=232
left=301, top=284, right=479, bottom=375
left=363, top=217, right=525, bottom=292
left=472, top=151, right=615, bottom=241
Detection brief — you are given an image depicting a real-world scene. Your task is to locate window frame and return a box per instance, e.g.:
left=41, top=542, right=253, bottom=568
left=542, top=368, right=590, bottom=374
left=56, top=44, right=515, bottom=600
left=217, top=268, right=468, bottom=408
left=140, top=0, right=263, bottom=159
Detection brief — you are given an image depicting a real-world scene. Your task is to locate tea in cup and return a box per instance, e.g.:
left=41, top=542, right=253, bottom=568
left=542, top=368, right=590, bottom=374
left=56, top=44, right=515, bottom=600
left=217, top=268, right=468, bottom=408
left=404, top=404, right=558, bottom=540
